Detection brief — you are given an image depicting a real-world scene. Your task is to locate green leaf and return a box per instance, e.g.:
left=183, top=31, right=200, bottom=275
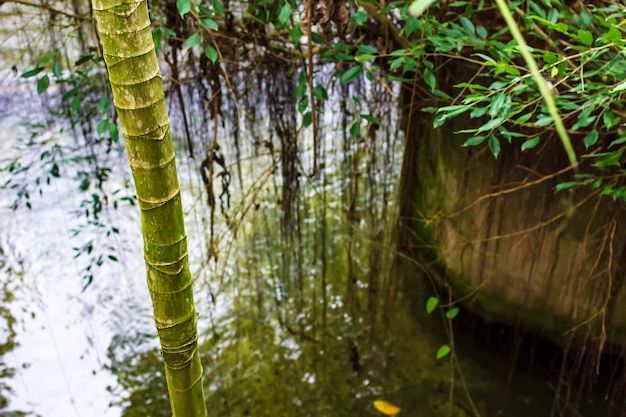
left=74, top=54, right=94, bottom=66
left=455, top=82, right=489, bottom=90
left=341, top=65, right=363, bottom=83
left=489, top=135, right=501, bottom=158
left=109, top=122, right=119, bottom=143
left=572, top=108, right=596, bottom=130
left=21, top=67, right=44, bottom=78
left=554, top=181, right=577, bottom=192
left=515, top=113, right=533, bottom=125
left=356, top=54, right=376, bottom=63
left=177, top=0, right=190, bottom=17
left=423, top=67, right=436, bottom=92
left=97, top=97, right=110, bottom=113
left=583, top=130, right=598, bottom=149
left=470, top=107, right=489, bottom=119
left=312, top=32, right=324, bottom=44
left=462, top=136, right=486, bottom=147
left=37, top=51, right=57, bottom=66
left=477, top=116, right=505, bottom=133
left=357, top=45, right=378, bottom=55
left=50, top=163, right=60, bottom=178
left=592, top=151, right=623, bottom=169
left=602, top=111, right=621, bottom=129
left=153, top=28, right=163, bottom=50
left=543, top=51, right=559, bottom=65
left=611, top=80, right=626, bottom=93
left=51, top=61, right=62, bottom=78
left=302, top=111, right=312, bottom=127
left=291, top=24, right=303, bottom=44
left=360, top=114, right=380, bottom=124
left=350, top=121, right=360, bottom=137
left=446, top=308, right=460, bottom=319
left=426, top=296, right=439, bottom=314
left=201, top=18, right=219, bottom=30
left=577, top=29, right=593, bottom=46
left=297, top=95, right=308, bottom=113
left=488, top=93, right=507, bottom=118
left=205, top=45, right=218, bottom=63
left=212, top=0, right=224, bottom=15
left=535, top=115, right=553, bottom=127
left=185, top=32, right=200, bottom=49
left=459, top=16, right=475, bottom=34
left=70, top=95, right=82, bottom=112
left=521, top=137, right=540, bottom=151
left=609, top=136, right=626, bottom=147
left=278, top=4, right=291, bottom=26
left=37, top=75, right=50, bottom=94
left=353, top=9, right=367, bottom=25
left=313, top=85, right=328, bottom=100
left=97, top=118, right=109, bottom=135
left=409, top=0, right=436, bottom=17
left=436, top=344, right=451, bottom=360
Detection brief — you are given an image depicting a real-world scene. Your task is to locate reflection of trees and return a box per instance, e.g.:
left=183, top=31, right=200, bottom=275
left=105, top=336, right=169, bottom=417
left=0, top=246, right=33, bottom=417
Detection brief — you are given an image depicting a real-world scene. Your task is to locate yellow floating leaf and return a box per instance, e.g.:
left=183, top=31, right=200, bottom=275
left=373, top=400, right=401, bottom=416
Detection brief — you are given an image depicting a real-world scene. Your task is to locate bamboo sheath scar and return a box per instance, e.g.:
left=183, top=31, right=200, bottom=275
left=91, top=0, right=208, bottom=415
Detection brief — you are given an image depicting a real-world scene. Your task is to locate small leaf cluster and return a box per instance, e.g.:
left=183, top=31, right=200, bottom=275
left=398, top=0, right=626, bottom=197
left=425, top=296, right=459, bottom=360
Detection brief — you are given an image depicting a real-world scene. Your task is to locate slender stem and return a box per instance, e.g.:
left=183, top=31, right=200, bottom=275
left=494, top=0, right=578, bottom=171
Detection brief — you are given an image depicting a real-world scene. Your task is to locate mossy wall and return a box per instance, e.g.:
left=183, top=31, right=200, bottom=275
left=400, top=114, right=626, bottom=346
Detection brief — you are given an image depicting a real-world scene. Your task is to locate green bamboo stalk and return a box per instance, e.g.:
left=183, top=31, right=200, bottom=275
left=91, top=0, right=207, bottom=415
